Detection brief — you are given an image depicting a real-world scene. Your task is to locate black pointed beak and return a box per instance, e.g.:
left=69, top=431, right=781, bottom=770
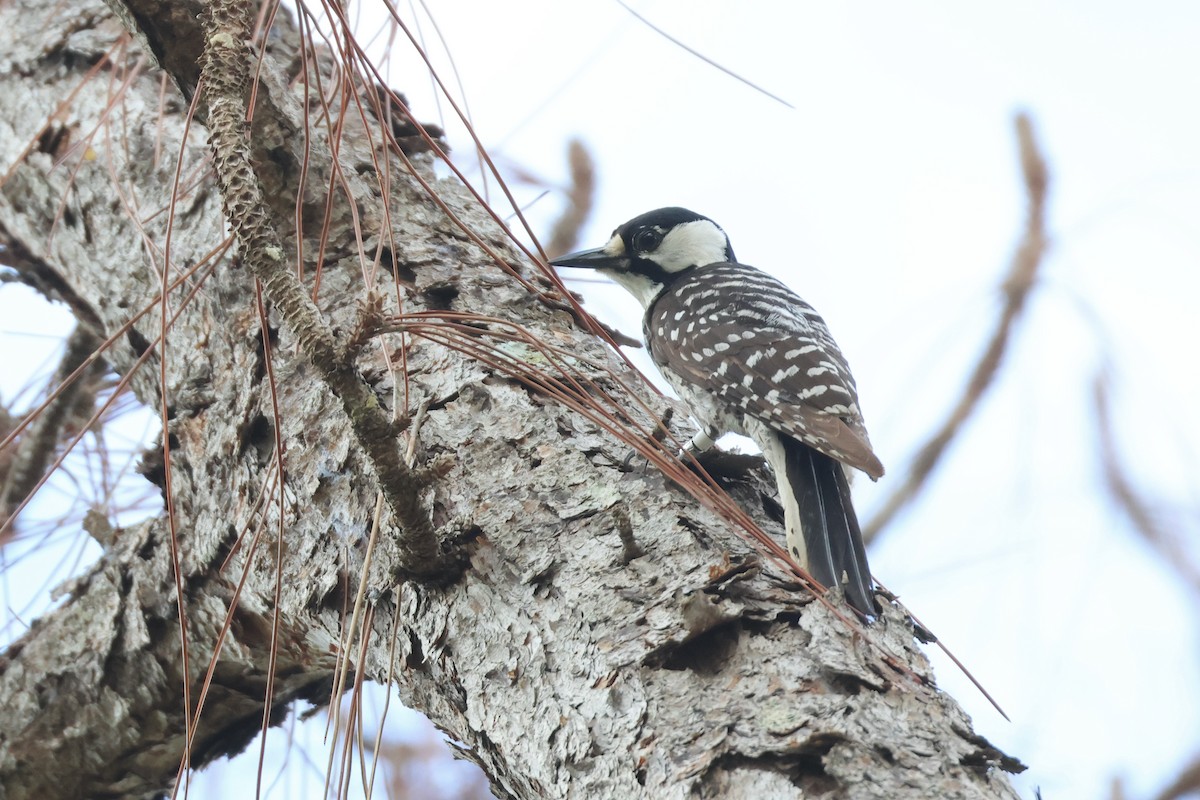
left=549, top=246, right=627, bottom=271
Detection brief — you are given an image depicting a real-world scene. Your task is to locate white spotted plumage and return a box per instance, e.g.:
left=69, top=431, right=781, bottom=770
left=645, top=262, right=882, bottom=479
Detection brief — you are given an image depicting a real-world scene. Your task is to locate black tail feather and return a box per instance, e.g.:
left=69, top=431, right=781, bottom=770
left=785, top=440, right=878, bottom=616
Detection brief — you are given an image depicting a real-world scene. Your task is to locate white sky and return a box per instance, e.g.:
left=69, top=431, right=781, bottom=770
left=4, top=2, right=1200, bottom=798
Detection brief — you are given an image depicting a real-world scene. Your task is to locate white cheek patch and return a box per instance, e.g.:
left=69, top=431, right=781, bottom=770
left=644, top=220, right=729, bottom=273
left=601, top=234, right=625, bottom=257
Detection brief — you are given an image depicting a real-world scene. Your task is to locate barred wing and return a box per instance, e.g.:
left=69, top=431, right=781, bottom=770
left=647, top=263, right=884, bottom=479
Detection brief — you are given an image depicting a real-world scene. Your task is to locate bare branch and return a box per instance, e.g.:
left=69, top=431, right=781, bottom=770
left=0, top=325, right=105, bottom=543
left=1153, top=751, right=1200, bottom=800
left=864, top=112, right=1049, bottom=543
left=1094, top=369, right=1200, bottom=597
left=545, top=139, right=595, bottom=259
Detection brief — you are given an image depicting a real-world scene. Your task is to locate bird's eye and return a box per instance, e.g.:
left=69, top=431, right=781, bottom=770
left=633, top=229, right=664, bottom=252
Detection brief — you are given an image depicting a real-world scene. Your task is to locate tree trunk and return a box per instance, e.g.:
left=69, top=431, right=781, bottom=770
left=0, top=1, right=1022, bottom=798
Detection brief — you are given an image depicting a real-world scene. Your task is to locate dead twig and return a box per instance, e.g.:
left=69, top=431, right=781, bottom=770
left=545, top=138, right=595, bottom=259
left=1152, top=752, right=1200, bottom=800
left=0, top=325, right=105, bottom=542
left=864, top=113, right=1049, bottom=543
left=614, top=0, right=793, bottom=109
left=1094, top=368, right=1200, bottom=597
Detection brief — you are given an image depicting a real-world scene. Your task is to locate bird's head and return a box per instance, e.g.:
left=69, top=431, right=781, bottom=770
left=550, top=207, right=736, bottom=309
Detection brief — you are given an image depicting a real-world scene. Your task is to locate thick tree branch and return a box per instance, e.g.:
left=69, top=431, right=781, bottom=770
left=0, top=2, right=1023, bottom=798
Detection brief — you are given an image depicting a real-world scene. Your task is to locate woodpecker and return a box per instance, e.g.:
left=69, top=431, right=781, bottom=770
left=551, top=208, right=883, bottom=615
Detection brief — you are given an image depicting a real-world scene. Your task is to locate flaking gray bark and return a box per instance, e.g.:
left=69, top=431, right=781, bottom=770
left=0, top=1, right=1023, bottom=798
